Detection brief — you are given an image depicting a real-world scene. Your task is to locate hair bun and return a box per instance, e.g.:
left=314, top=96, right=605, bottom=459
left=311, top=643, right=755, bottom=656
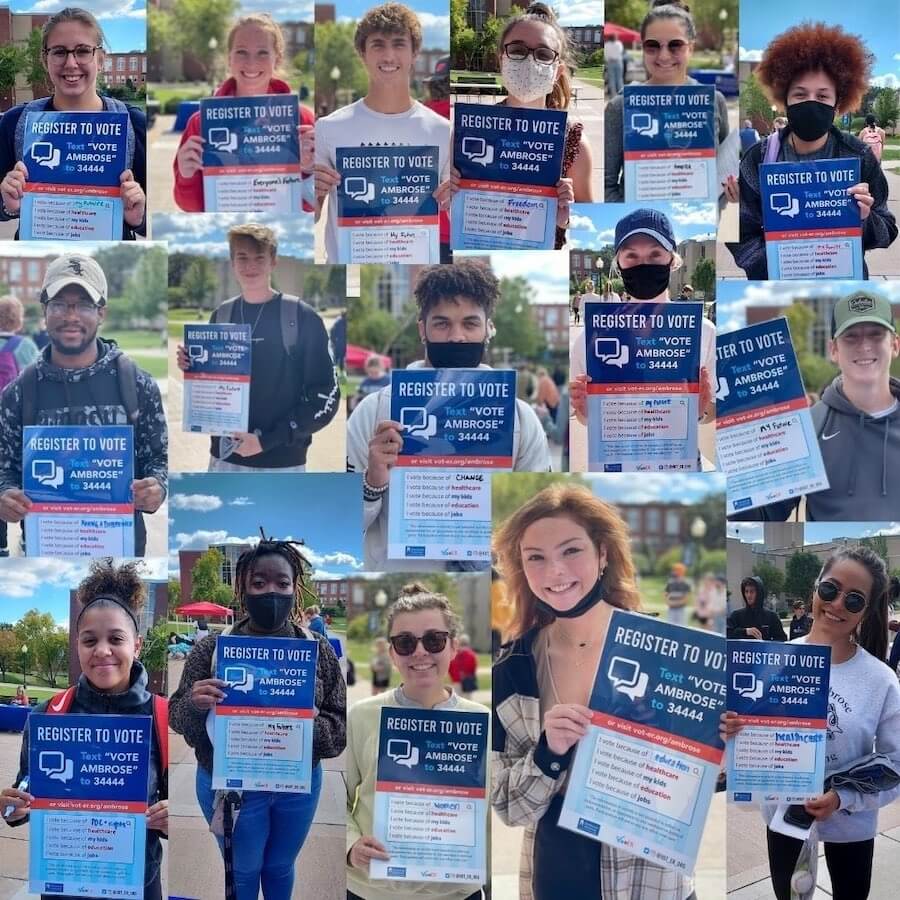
left=651, top=0, right=691, bottom=11
left=398, top=581, right=431, bottom=597
left=526, top=2, right=555, bottom=21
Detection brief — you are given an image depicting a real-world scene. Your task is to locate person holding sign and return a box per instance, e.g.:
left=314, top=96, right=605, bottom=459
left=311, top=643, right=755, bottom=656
left=1, top=560, right=169, bottom=899
left=173, top=14, right=315, bottom=213
left=346, top=583, right=490, bottom=899
left=346, top=260, right=551, bottom=571
left=0, top=7, right=146, bottom=239
left=722, top=548, right=900, bottom=900
left=169, top=538, right=346, bottom=900
left=604, top=0, right=732, bottom=203
left=730, top=22, right=897, bottom=279
left=0, top=254, right=167, bottom=556
left=492, top=483, right=699, bottom=898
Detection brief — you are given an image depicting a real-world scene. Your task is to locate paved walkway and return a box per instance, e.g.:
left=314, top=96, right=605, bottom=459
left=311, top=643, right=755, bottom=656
left=571, top=77, right=604, bottom=201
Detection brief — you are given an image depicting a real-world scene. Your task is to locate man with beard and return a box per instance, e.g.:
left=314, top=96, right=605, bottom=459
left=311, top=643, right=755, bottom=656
left=726, top=575, right=787, bottom=641
left=0, top=254, right=167, bottom=555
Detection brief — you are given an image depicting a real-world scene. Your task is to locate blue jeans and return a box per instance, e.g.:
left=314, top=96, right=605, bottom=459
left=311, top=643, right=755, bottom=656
left=196, top=763, right=323, bottom=900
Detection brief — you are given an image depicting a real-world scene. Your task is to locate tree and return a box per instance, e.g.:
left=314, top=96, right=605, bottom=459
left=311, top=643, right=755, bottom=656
left=873, top=88, right=900, bottom=134
left=34, top=631, right=68, bottom=687
left=784, top=551, right=822, bottom=602
left=782, top=301, right=815, bottom=355
left=740, top=72, right=774, bottom=133
left=0, top=628, right=20, bottom=681
left=213, top=584, right=235, bottom=609
left=190, top=548, right=225, bottom=602
left=752, top=560, right=785, bottom=602
left=685, top=492, right=727, bottom=550
left=126, top=247, right=168, bottom=320
left=22, top=29, right=47, bottom=98
left=314, top=21, right=368, bottom=108
left=171, top=0, right=237, bottom=80
left=606, top=0, right=652, bottom=31
left=0, top=45, right=23, bottom=99
left=691, top=257, right=716, bottom=299
left=181, top=257, right=217, bottom=311
left=13, top=610, right=67, bottom=687
left=94, top=244, right=141, bottom=297
left=492, top=472, right=584, bottom=524
left=491, top=275, right=546, bottom=360
left=860, top=535, right=890, bottom=562
left=168, top=578, right=182, bottom=616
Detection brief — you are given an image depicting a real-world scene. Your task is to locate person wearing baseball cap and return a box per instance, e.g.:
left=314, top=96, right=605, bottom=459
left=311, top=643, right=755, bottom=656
left=0, top=252, right=168, bottom=556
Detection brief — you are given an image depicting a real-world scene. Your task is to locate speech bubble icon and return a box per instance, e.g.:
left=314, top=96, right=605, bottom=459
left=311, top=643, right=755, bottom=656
left=387, top=739, right=420, bottom=768
left=608, top=655, right=650, bottom=701
left=594, top=337, right=630, bottom=368
left=400, top=407, right=438, bottom=441
left=224, top=666, right=254, bottom=693
left=630, top=113, right=659, bottom=138
left=32, top=459, right=64, bottom=489
left=344, top=176, right=375, bottom=203
left=770, top=193, right=800, bottom=218
left=188, top=344, right=209, bottom=364
left=716, top=376, right=730, bottom=401
left=38, top=751, right=74, bottom=783
left=733, top=672, right=764, bottom=701
left=461, top=136, right=494, bottom=165
left=208, top=128, right=237, bottom=153
left=30, top=142, right=61, bottom=169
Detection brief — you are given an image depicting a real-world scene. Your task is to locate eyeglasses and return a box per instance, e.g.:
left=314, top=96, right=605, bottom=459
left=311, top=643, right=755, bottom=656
left=816, top=580, right=867, bottom=614
left=45, top=45, right=100, bottom=63
left=388, top=630, right=450, bottom=656
left=44, top=298, right=100, bottom=316
left=502, top=42, right=559, bottom=65
left=642, top=39, right=689, bottom=55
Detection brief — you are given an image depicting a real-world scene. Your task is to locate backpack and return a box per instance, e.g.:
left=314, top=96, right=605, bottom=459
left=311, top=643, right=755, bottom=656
left=214, top=292, right=304, bottom=359
left=0, top=335, right=23, bottom=392
left=19, top=353, right=140, bottom=426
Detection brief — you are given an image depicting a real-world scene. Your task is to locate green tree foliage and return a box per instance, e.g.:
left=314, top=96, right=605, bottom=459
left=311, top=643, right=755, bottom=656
left=0, top=45, right=22, bottom=97
left=784, top=551, right=822, bottom=602
left=13, top=610, right=68, bottom=687
left=606, top=0, right=651, bottom=31
left=859, top=534, right=890, bottom=563
left=23, top=29, right=47, bottom=94
left=126, top=247, right=167, bottom=320
left=691, top=257, right=716, bottom=299
left=168, top=578, right=182, bottom=615
left=0, top=628, right=20, bottom=682
left=752, top=560, right=785, bottom=600
left=170, top=0, right=238, bottom=79
left=190, top=548, right=226, bottom=602
left=685, top=492, right=727, bottom=550
left=492, top=473, right=585, bottom=525
left=94, top=245, right=140, bottom=298
left=315, top=22, right=368, bottom=102
left=492, top=276, right=546, bottom=360
left=873, top=88, right=900, bottom=133
left=181, top=257, right=217, bottom=311
left=139, top=620, right=171, bottom=682
left=740, top=72, right=774, bottom=130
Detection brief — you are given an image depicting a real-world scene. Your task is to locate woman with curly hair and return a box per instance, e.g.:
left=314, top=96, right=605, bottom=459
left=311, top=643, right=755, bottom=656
left=730, top=22, right=897, bottom=279
left=491, top=483, right=698, bottom=899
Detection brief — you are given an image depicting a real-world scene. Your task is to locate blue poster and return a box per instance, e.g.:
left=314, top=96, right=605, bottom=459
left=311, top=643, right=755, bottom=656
left=213, top=636, right=318, bottom=792
left=584, top=302, right=701, bottom=472
left=183, top=323, right=251, bottom=435
left=21, top=111, right=126, bottom=240
left=450, top=103, right=565, bottom=250
left=558, top=610, right=726, bottom=873
left=201, top=95, right=301, bottom=213
left=28, top=713, right=150, bottom=899
left=623, top=85, right=717, bottom=201
left=726, top=641, right=830, bottom=803
left=760, top=159, right=862, bottom=279
left=23, top=425, right=134, bottom=557
left=371, top=706, right=488, bottom=884
left=716, top=319, right=829, bottom=513
left=335, top=145, right=440, bottom=263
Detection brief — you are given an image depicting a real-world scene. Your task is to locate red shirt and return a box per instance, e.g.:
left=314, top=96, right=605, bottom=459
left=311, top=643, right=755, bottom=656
left=449, top=646, right=478, bottom=683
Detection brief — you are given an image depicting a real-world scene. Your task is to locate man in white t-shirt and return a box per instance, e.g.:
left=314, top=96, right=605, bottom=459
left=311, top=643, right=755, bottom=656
left=314, top=3, right=450, bottom=262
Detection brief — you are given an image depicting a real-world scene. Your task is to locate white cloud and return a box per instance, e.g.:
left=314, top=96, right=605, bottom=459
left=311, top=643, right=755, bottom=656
left=728, top=523, right=764, bottom=544
left=670, top=202, right=717, bottom=228
left=556, top=1, right=604, bottom=27
left=229, top=497, right=254, bottom=507
left=174, top=529, right=231, bottom=550
left=236, top=0, right=313, bottom=23
left=30, top=0, right=145, bottom=20
left=570, top=212, right=597, bottom=232
left=305, top=548, right=364, bottom=570
left=871, top=74, right=899, bottom=89
left=739, top=47, right=762, bottom=63
left=0, top=558, right=86, bottom=600
left=171, top=493, right=223, bottom=512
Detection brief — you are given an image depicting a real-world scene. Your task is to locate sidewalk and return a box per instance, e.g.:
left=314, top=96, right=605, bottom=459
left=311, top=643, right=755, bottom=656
left=571, top=77, right=604, bottom=200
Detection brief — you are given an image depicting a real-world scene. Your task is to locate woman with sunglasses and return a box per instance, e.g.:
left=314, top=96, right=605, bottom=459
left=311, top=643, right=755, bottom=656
left=0, top=7, right=146, bottom=239
left=346, top=583, right=489, bottom=900
left=722, top=547, right=900, bottom=900
left=604, top=0, right=733, bottom=203
left=492, top=482, right=698, bottom=899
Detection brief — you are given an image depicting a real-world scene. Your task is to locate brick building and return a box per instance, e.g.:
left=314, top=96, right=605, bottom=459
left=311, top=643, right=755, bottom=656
left=103, top=51, right=147, bottom=88
left=530, top=302, right=569, bottom=351
left=0, top=7, right=50, bottom=109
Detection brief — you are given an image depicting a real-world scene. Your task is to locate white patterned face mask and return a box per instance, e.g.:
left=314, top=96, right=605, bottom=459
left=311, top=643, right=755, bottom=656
left=500, top=56, right=558, bottom=103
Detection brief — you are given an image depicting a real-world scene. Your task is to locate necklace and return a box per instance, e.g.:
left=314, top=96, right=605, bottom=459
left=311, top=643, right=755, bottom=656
left=238, top=294, right=273, bottom=337
left=552, top=624, right=595, bottom=650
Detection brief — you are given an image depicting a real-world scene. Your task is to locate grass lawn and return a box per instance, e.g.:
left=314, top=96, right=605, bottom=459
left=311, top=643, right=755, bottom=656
left=882, top=148, right=900, bottom=161
left=105, top=329, right=162, bottom=350
left=637, top=575, right=668, bottom=617
left=0, top=675, right=60, bottom=701
left=576, top=66, right=604, bottom=87
left=168, top=308, right=207, bottom=338
left=130, top=354, right=166, bottom=379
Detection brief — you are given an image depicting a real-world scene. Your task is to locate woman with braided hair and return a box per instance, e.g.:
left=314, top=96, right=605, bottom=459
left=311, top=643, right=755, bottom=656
left=170, top=535, right=347, bottom=900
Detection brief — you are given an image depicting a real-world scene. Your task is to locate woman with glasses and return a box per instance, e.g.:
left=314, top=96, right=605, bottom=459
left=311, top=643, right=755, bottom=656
left=346, top=583, right=489, bottom=900
left=604, top=0, right=732, bottom=202
left=722, top=547, right=900, bottom=900
left=492, top=483, right=699, bottom=899
left=0, top=7, right=146, bottom=239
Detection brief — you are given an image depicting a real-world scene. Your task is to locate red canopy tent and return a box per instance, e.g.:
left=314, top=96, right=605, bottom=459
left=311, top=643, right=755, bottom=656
left=604, top=23, right=641, bottom=44
left=176, top=601, right=233, bottom=619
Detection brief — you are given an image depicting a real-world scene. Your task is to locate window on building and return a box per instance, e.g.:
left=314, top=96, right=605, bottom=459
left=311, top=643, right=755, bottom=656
left=625, top=509, right=640, bottom=532
left=572, top=254, right=581, bottom=269
left=665, top=510, right=680, bottom=536
left=28, top=260, right=40, bottom=282
left=646, top=508, right=661, bottom=532
left=594, top=29, right=602, bottom=43
left=9, top=260, right=21, bottom=282
left=545, top=307, right=558, bottom=325
left=116, top=57, right=125, bottom=70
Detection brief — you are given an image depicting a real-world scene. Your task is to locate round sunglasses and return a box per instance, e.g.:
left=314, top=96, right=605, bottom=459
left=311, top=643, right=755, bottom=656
left=642, top=39, right=689, bottom=54
left=388, top=630, right=450, bottom=656
left=816, top=580, right=867, bottom=614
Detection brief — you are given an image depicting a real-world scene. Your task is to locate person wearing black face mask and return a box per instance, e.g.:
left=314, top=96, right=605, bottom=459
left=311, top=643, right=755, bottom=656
left=728, top=22, right=897, bottom=280
left=346, top=259, right=552, bottom=571
left=170, top=538, right=347, bottom=900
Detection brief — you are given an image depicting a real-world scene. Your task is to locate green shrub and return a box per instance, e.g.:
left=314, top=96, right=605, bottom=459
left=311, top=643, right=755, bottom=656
left=346, top=614, right=372, bottom=641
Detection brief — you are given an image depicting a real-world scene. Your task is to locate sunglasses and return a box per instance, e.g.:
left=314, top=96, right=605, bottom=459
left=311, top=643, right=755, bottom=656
left=816, top=580, right=867, bottom=614
left=388, top=630, right=450, bottom=656
left=642, top=39, right=689, bottom=54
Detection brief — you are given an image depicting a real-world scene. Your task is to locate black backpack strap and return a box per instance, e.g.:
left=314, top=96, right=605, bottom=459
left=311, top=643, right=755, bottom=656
left=216, top=297, right=239, bottom=324
left=19, top=362, right=38, bottom=426
left=278, top=292, right=300, bottom=357
left=115, top=355, right=140, bottom=424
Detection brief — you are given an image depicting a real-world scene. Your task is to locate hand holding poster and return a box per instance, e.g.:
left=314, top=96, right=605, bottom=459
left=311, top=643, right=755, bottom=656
left=371, top=706, right=488, bottom=884
left=760, top=159, right=862, bottom=279
left=201, top=95, right=301, bottom=213
left=716, top=318, right=829, bottom=513
left=450, top=103, right=565, bottom=250
left=21, top=111, right=127, bottom=240
left=213, top=636, right=318, bottom=792
left=28, top=713, right=150, bottom=899
left=726, top=640, right=830, bottom=804
left=558, top=610, right=726, bottom=873
left=584, top=302, right=702, bottom=472
left=335, top=146, right=440, bottom=263
left=386, top=369, right=515, bottom=561
left=182, top=324, right=251, bottom=435
left=623, top=86, right=717, bottom=201
left=23, top=425, right=135, bottom=557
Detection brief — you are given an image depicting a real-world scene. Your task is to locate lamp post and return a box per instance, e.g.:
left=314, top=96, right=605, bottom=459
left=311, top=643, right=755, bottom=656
left=330, top=65, right=341, bottom=115
left=20, top=644, right=27, bottom=688
left=595, top=256, right=605, bottom=292
left=208, top=37, right=218, bottom=92
left=689, top=516, right=707, bottom=583
left=370, top=588, right=387, bottom=634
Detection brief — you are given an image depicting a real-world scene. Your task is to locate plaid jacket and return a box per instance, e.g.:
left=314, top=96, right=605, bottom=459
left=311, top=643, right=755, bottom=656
left=491, top=627, right=694, bottom=900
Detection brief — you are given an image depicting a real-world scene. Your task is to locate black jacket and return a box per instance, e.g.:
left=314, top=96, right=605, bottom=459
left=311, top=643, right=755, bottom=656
left=726, top=576, right=787, bottom=640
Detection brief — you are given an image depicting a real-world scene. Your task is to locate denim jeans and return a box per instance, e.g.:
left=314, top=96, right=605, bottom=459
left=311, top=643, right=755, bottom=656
left=196, top=763, right=323, bottom=900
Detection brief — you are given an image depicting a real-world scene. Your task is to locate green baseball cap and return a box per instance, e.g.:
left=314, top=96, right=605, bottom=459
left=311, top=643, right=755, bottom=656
left=831, top=290, right=896, bottom=338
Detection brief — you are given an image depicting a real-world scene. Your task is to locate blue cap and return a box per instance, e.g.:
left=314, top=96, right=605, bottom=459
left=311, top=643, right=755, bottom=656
left=614, top=207, right=676, bottom=253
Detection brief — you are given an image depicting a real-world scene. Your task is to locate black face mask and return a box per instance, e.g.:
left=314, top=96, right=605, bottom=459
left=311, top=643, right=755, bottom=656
left=535, top=577, right=605, bottom=621
left=425, top=340, right=485, bottom=369
left=786, top=100, right=835, bottom=143
left=245, top=592, right=293, bottom=631
left=619, top=264, right=671, bottom=301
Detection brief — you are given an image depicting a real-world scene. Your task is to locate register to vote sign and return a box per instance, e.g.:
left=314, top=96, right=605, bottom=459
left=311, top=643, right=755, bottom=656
left=29, top=713, right=150, bottom=899
left=760, top=158, right=862, bottom=279
left=584, top=302, right=701, bottom=472
left=23, top=425, right=134, bottom=557
left=727, top=641, right=830, bottom=804
left=451, top=103, right=565, bottom=250
left=371, top=707, right=488, bottom=884
left=717, top=318, right=828, bottom=513
left=21, top=111, right=127, bottom=240
left=387, top=369, right=515, bottom=562
left=183, top=323, right=251, bottom=435
left=336, top=146, right=440, bottom=263
left=559, top=611, right=726, bottom=873
left=213, top=635, right=318, bottom=792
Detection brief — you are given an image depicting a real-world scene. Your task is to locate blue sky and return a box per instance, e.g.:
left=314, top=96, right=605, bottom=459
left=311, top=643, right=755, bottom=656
left=9, top=1, right=147, bottom=53
left=152, top=214, right=313, bottom=261
left=557, top=1, right=604, bottom=28
left=740, top=1, right=900, bottom=89
left=729, top=522, right=900, bottom=545
left=456, top=250, right=569, bottom=305
left=568, top=202, right=717, bottom=252
left=337, top=0, right=448, bottom=51
left=590, top=473, right=726, bottom=505
left=237, top=1, right=313, bottom=23
left=168, top=473, right=364, bottom=579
